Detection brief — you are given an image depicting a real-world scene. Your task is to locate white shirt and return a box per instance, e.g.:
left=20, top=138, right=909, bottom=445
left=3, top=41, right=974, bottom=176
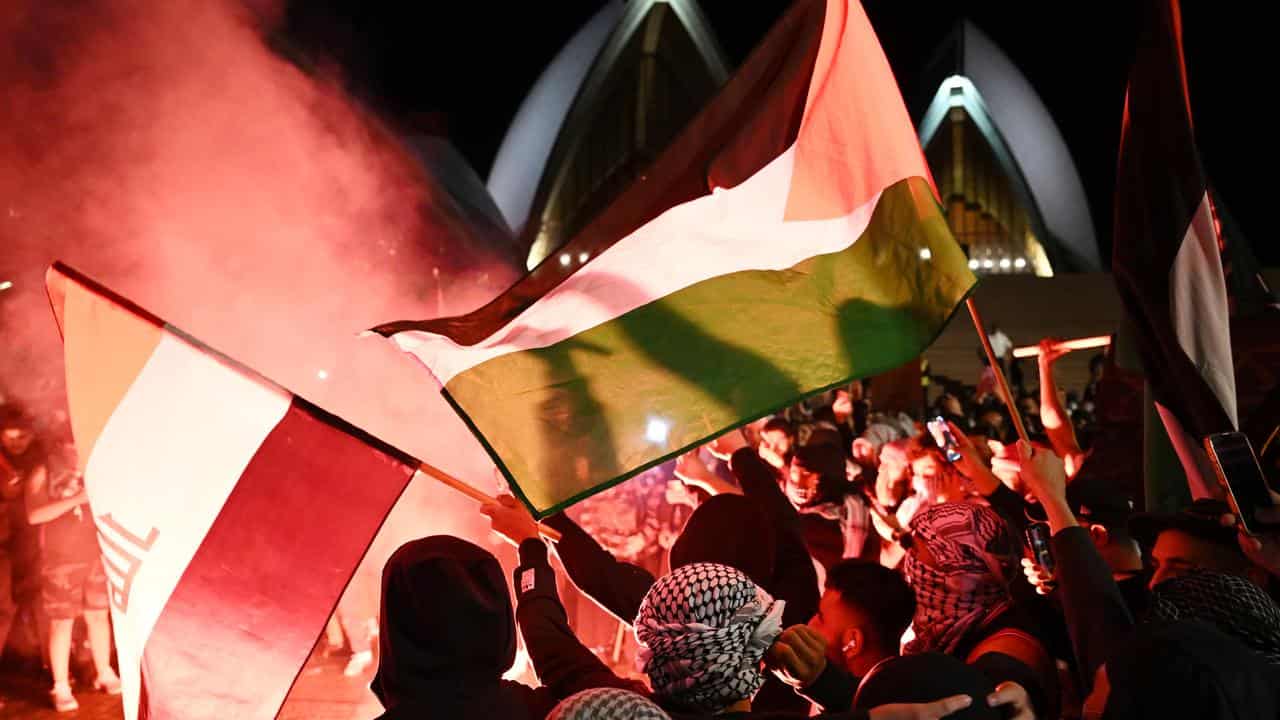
left=989, top=330, right=1013, bottom=360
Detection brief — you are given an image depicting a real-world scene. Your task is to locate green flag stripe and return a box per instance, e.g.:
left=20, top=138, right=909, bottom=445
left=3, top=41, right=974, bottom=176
left=447, top=177, right=976, bottom=517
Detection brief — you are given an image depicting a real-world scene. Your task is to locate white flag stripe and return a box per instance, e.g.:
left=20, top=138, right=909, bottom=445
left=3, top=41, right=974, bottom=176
left=392, top=145, right=890, bottom=385
left=85, top=332, right=291, bottom=720
left=1169, top=192, right=1237, bottom=427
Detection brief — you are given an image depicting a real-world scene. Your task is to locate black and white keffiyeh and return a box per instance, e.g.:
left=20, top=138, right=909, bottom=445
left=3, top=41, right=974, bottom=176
left=1148, top=570, right=1280, bottom=665
left=547, top=688, right=671, bottom=720
left=903, top=503, right=1013, bottom=655
left=633, top=562, right=785, bottom=713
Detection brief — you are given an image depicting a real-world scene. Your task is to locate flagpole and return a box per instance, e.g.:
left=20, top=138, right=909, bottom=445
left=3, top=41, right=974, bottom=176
left=416, top=461, right=563, bottom=542
left=965, top=298, right=1031, bottom=445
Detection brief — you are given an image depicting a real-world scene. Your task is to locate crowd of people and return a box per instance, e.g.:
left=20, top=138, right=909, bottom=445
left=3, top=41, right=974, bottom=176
left=3, top=333, right=1279, bottom=718
left=370, top=336, right=1280, bottom=719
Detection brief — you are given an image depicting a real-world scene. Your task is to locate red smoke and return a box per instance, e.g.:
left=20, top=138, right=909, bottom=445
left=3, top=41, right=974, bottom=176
left=1, top=0, right=521, bottom=708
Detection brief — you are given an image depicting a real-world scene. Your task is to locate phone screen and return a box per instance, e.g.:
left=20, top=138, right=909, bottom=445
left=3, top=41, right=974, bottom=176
left=928, top=418, right=963, bottom=463
left=1206, top=433, right=1275, bottom=535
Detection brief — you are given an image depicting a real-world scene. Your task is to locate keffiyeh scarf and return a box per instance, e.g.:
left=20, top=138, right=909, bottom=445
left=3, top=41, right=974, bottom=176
left=903, top=503, right=1013, bottom=655
left=547, top=688, right=671, bottom=720
left=634, top=563, right=786, bottom=712
left=1148, top=570, right=1280, bottom=665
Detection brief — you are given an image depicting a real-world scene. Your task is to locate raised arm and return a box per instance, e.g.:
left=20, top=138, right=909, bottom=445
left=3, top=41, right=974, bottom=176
left=1036, top=340, right=1085, bottom=474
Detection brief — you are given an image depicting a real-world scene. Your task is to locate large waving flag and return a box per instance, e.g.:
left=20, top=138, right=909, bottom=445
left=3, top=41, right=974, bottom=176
left=46, top=263, right=416, bottom=720
left=1112, top=0, right=1237, bottom=502
left=375, top=0, right=975, bottom=517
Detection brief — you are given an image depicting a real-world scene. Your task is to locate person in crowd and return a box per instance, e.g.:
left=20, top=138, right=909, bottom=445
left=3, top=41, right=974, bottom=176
left=853, top=653, right=1034, bottom=720
left=1034, top=339, right=1090, bottom=476
left=987, top=325, right=1013, bottom=376
left=1, top=408, right=30, bottom=712
left=999, top=442, right=1280, bottom=717
left=547, top=687, right=672, bottom=720
left=539, top=427, right=820, bottom=713
left=784, top=443, right=876, bottom=572
left=1145, top=569, right=1280, bottom=663
left=758, top=416, right=797, bottom=470
left=905, top=445, right=971, bottom=513
left=1129, top=498, right=1273, bottom=591
left=902, top=503, right=1058, bottom=718
left=10, top=409, right=120, bottom=712
left=370, top=534, right=641, bottom=719
left=635, top=561, right=1015, bottom=719
left=767, top=559, right=915, bottom=711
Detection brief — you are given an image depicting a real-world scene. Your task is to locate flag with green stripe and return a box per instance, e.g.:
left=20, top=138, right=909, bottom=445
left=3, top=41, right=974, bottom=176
left=374, top=0, right=976, bottom=517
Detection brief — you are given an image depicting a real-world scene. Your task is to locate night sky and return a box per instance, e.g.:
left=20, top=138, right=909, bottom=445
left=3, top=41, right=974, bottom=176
left=279, top=1, right=1274, bottom=266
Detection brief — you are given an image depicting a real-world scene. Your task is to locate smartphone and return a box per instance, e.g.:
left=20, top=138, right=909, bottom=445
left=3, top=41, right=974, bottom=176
left=1025, top=522, right=1055, bottom=572
left=928, top=416, right=963, bottom=463
left=1204, top=432, right=1276, bottom=536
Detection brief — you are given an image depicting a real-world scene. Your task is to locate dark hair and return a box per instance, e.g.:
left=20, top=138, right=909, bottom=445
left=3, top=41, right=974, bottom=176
left=1089, top=354, right=1105, bottom=373
left=792, top=443, right=850, bottom=506
left=761, top=416, right=794, bottom=438
left=826, top=560, right=915, bottom=653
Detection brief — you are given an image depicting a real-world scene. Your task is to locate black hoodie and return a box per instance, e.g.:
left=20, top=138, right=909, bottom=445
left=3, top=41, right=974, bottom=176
left=370, top=536, right=555, bottom=720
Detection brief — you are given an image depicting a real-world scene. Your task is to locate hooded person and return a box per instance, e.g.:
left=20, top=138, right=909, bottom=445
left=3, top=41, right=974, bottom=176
left=371, top=535, right=535, bottom=719
left=1088, top=620, right=1280, bottom=719
left=372, top=535, right=639, bottom=720
left=634, top=562, right=786, bottom=714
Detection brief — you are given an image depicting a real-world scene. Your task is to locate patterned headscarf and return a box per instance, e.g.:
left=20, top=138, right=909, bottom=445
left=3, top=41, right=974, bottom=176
left=903, top=503, right=1014, bottom=655
left=547, top=688, right=671, bottom=720
left=634, top=563, right=786, bottom=713
left=1148, top=570, right=1280, bottom=665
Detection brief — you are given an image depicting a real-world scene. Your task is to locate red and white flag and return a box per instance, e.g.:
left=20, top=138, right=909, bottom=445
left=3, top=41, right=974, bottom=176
left=46, top=263, right=417, bottom=720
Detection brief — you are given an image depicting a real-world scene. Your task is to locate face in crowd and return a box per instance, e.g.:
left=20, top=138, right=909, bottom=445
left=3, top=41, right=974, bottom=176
left=1148, top=528, right=1267, bottom=590
left=1, top=424, right=34, bottom=457
left=785, top=460, right=821, bottom=507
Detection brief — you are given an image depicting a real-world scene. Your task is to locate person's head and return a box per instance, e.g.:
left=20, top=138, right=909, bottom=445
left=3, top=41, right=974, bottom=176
left=787, top=443, right=847, bottom=508
left=940, top=392, right=964, bottom=418
left=1146, top=570, right=1280, bottom=664
left=1066, top=469, right=1141, bottom=576
left=909, top=447, right=966, bottom=504
left=0, top=405, right=35, bottom=457
left=1085, top=621, right=1280, bottom=719
left=670, top=495, right=775, bottom=589
left=851, top=438, right=878, bottom=468
left=1130, top=499, right=1269, bottom=590
left=371, top=536, right=514, bottom=709
left=877, top=440, right=913, bottom=493
left=854, top=653, right=1001, bottom=720
left=635, top=563, right=785, bottom=713
left=809, top=560, right=914, bottom=675
left=547, top=688, right=671, bottom=720
left=1017, top=394, right=1039, bottom=419
left=1088, top=353, right=1106, bottom=380
left=903, top=503, right=1015, bottom=655
left=759, top=416, right=795, bottom=466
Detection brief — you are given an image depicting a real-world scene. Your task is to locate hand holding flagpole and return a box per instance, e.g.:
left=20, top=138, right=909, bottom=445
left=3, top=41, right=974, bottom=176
left=417, top=460, right=562, bottom=542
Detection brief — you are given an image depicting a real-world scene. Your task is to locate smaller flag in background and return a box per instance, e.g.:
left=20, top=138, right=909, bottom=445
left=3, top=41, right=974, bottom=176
left=46, top=262, right=416, bottom=720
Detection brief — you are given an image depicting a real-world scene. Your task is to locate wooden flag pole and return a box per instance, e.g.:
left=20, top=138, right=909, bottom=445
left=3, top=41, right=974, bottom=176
left=964, top=298, right=1031, bottom=445
left=416, top=460, right=562, bottom=542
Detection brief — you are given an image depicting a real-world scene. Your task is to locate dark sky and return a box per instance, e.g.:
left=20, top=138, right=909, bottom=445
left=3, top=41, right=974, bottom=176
left=280, top=1, right=1274, bottom=265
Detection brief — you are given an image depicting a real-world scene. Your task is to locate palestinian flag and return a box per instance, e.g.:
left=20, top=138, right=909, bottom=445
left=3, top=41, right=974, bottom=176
left=374, top=0, right=975, bottom=517
left=46, top=263, right=416, bottom=720
left=1113, top=0, right=1237, bottom=500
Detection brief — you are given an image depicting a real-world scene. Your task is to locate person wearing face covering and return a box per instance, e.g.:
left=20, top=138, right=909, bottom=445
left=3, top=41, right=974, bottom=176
left=536, top=429, right=820, bottom=714
left=903, top=503, right=1057, bottom=718
left=369, top=535, right=639, bottom=720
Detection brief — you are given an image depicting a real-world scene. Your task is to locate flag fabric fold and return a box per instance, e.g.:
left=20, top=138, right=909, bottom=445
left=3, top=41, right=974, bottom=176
left=376, top=0, right=975, bottom=518
left=46, top=263, right=417, bottom=720
left=1112, top=0, right=1237, bottom=500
